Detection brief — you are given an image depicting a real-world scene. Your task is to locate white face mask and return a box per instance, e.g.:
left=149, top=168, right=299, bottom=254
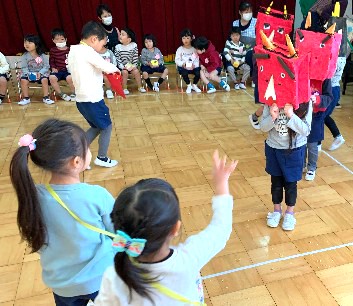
left=242, top=12, right=253, bottom=21
left=102, top=16, right=113, bottom=26
left=56, top=42, right=66, bottom=48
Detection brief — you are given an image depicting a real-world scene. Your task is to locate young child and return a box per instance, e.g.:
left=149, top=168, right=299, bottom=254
left=260, top=102, right=312, bottom=230
left=99, top=45, right=117, bottom=99
left=18, top=34, right=54, bottom=105
left=193, top=36, right=230, bottom=94
left=0, top=52, right=9, bottom=104
left=94, top=150, right=237, bottom=305
left=114, top=28, right=146, bottom=95
left=140, top=34, right=168, bottom=92
left=175, top=28, right=202, bottom=94
left=10, top=119, right=116, bottom=305
left=224, top=27, right=251, bottom=90
left=68, top=21, right=120, bottom=168
left=49, top=28, right=76, bottom=102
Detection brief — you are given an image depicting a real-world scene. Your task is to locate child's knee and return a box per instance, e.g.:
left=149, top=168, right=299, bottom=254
left=49, top=75, right=58, bottom=83
left=41, top=78, right=49, bottom=84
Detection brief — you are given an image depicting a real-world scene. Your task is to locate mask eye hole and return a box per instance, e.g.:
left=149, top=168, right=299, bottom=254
left=260, top=65, right=264, bottom=72
left=320, top=43, right=325, bottom=48
left=300, top=37, right=304, bottom=42
left=281, top=73, right=285, bottom=78
left=277, top=27, right=284, bottom=34
left=264, top=23, right=270, bottom=30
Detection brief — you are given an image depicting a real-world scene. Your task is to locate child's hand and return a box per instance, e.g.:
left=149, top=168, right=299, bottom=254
left=284, top=103, right=293, bottom=118
left=310, top=95, right=317, bottom=104
left=270, top=103, right=279, bottom=121
left=36, top=72, right=41, bottom=80
left=212, top=150, right=238, bottom=195
left=51, top=68, right=58, bottom=73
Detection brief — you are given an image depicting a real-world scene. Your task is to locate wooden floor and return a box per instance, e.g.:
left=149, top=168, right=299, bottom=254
left=1, top=68, right=353, bottom=305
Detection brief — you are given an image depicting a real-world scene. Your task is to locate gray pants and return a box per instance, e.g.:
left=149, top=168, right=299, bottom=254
left=86, top=124, right=112, bottom=157
left=227, top=63, right=251, bottom=83
left=304, top=142, right=318, bottom=171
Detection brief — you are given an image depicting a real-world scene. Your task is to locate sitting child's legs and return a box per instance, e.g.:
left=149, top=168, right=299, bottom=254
left=65, top=75, right=75, bottom=93
left=40, top=77, right=50, bottom=97
left=226, top=66, right=237, bottom=84
left=0, top=75, right=7, bottom=102
left=20, top=78, right=30, bottom=98
left=240, top=63, right=251, bottom=84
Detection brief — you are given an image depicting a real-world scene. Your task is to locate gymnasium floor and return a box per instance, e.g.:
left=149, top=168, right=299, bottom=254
left=1, top=67, right=353, bottom=305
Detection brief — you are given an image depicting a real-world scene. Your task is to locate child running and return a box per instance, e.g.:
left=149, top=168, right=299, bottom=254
left=95, top=150, right=237, bottom=305
left=10, top=119, right=116, bottom=305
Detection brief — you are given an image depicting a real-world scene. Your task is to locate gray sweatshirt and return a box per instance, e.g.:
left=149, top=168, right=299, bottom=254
left=140, top=47, right=164, bottom=66
left=260, top=102, right=313, bottom=149
left=20, top=52, right=50, bottom=77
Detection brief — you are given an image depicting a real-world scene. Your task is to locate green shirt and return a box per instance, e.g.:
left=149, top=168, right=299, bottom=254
left=299, top=0, right=317, bottom=16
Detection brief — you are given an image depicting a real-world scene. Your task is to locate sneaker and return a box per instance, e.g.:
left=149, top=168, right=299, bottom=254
left=192, top=84, right=201, bottom=93
left=207, top=84, right=216, bottom=94
left=18, top=98, right=31, bottom=105
left=94, top=157, right=118, bottom=168
left=239, top=82, right=246, bottom=90
left=248, top=114, right=260, bottom=130
left=282, top=213, right=296, bottom=230
left=220, top=80, right=230, bottom=92
left=138, top=87, right=147, bottom=93
left=305, top=170, right=316, bottom=181
left=234, top=83, right=240, bottom=90
left=186, top=84, right=192, bottom=94
left=335, top=103, right=341, bottom=109
left=43, top=97, right=55, bottom=105
left=60, top=93, right=71, bottom=101
left=252, top=81, right=256, bottom=88
left=329, top=135, right=345, bottom=151
left=70, top=94, right=76, bottom=102
left=153, top=82, right=160, bottom=92
left=267, top=211, right=282, bottom=228
left=106, top=89, right=114, bottom=99
left=123, top=89, right=130, bottom=95
left=317, top=144, right=322, bottom=152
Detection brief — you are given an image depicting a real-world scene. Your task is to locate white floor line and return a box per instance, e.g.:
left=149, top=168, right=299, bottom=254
left=321, top=149, right=353, bottom=175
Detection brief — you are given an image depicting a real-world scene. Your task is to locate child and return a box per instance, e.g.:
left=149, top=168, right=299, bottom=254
left=68, top=21, right=120, bottom=168
left=10, top=119, right=116, bottom=305
left=99, top=45, right=117, bottom=99
left=18, top=34, right=54, bottom=105
left=175, top=28, right=202, bottom=94
left=140, top=34, right=168, bottom=92
left=224, top=27, right=251, bottom=90
left=260, top=102, right=312, bottom=230
left=95, top=150, right=237, bottom=305
left=114, top=28, right=146, bottom=95
left=0, top=52, right=9, bottom=104
left=193, top=36, right=230, bottom=94
left=49, top=28, right=76, bottom=102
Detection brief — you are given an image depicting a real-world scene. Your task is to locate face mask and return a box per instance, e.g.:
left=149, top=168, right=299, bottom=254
left=242, top=12, right=252, bottom=21
left=102, top=16, right=113, bottom=26
left=56, top=42, right=66, bottom=48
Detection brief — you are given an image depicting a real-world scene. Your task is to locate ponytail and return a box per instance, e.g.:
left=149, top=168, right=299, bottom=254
left=10, top=146, right=46, bottom=252
left=288, top=102, right=310, bottom=149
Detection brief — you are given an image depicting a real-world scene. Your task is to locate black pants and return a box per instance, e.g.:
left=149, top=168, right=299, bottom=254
left=271, top=175, right=297, bottom=206
left=177, top=67, right=201, bottom=85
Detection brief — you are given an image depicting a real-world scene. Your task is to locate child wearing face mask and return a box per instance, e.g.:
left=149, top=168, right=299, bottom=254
left=49, top=29, right=76, bottom=102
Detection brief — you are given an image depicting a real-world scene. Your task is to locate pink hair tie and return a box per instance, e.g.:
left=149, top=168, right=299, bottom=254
left=18, top=134, right=37, bottom=151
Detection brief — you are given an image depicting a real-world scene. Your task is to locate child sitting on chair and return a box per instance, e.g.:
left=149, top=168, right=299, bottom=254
left=0, top=52, right=9, bottom=104
left=99, top=45, right=117, bottom=99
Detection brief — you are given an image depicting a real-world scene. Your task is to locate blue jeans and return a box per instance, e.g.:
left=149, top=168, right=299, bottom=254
left=304, top=142, right=318, bottom=172
left=53, top=292, right=98, bottom=306
left=324, top=86, right=341, bottom=138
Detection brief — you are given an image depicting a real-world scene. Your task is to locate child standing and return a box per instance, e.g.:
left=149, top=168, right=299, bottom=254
left=260, top=102, right=312, bottom=230
left=175, top=28, right=202, bottom=94
left=99, top=45, right=117, bottom=99
left=0, top=52, right=9, bottom=104
left=193, top=36, right=230, bottom=94
left=49, top=29, right=76, bottom=102
left=140, top=34, right=168, bottom=92
left=18, top=34, right=54, bottom=105
left=94, top=150, right=237, bottom=305
left=224, top=27, right=251, bottom=90
left=10, top=119, right=116, bottom=305
left=115, top=28, right=146, bottom=95
left=68, top=21, right=120, bottom=168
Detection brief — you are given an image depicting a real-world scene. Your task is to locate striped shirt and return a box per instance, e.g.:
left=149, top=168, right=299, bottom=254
left=49, top=47, right=70, bottom=71
left=114, top=42, right=138, bottom=70
left=224, top=40, right=246, bottom=62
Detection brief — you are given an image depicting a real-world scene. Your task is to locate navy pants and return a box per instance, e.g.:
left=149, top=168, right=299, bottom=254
left=53, top=291, right=98, bottom=306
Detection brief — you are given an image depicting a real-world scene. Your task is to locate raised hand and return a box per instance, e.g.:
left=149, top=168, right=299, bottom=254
left=283, top=103, right=293, bottom=118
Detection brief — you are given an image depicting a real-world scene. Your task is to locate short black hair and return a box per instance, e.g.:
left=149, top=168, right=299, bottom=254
left=143, top=34, right=157, bottom=47
left=239, top=1, right=252, bottom=12
left=193, top=36, right=209, bottom=51
left=81, top=21, right=107, bottom=40
left=51, top=28, right=66, bottom=39
left=96, top=3, right=112, bottom=17
left=180, top=28, right=193, bottom=39
left=122, top=28, right=136, bottom=43
left=230, top=26, right=241, bottom=36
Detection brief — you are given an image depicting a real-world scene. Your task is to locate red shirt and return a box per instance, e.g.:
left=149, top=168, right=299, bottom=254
left=49, top=47, right=70, bottom=71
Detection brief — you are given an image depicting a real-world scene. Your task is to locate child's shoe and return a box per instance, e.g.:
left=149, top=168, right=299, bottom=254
left=252, top=81, right=256, bottom=88
left=317, top=144, right=322, bottom=152
left=239, top=82, right=246, bottom=89
left=267, top=211, right=282, bottom=228
left=192, top=84, right=201, bottom=93
left=43, top=97, right=55, bottom=105
left=94, top=156, right=118, bottom=168
left=18, top=98, right=31, bottom=106
left=305, top=170, right=316, bottom=181
left=207, top=83, right=216, bottom=94
left=186, top=84, right=192, bottom=94
left=106, top=89, right=114, bottom=99
left=60, top=93, right=71, bottom=101
left=220, top=80, right=230, bottom=91
left=234, top=83, right=240, bottom=90
left=329, top=135, right=345, bottom=151
left=123, top=89, right=130, bottom=95
left=282, top=213, right=296, bottom=231
left=138, top=87, right=147, bottom=93
left=70, top=94, right=76, bottom=102
left=153, top=82, right=160, bottom=92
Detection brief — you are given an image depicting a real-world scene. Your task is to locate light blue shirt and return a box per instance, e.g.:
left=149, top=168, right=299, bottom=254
left=36, top=183, right=116, bottom=297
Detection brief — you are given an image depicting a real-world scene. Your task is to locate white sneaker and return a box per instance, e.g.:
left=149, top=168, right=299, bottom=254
left=239, top=82, right=246, bottom=89
left=252, top=81, right=256, bottom=88
left=305, top=170, right=316, bottom=181
left=317, top=144, right=322, bottom=152
left=43, top=97, right=55, bottom=105
left=329, top=135, right=345, bottom=151
left=18, top=98, right=31, bottom=105
left=138, top=87, right=147, bottom=93
left=192, top=84, right=201, bottom=93
left=123, top=89, right=130, bottom=95
left=186, top=84, right=192, bottom=94
left=61, top=93, right=71, bottom=101
left=222, top=83, right=230, bottom=92
left=249, top=114, right=260, bottom=130
left=153, top=82, right=160, bottom=92
left=234, top=83, right=240, bottom=90
left=282, top=213, right=296, bottom=231
left=267, top=211, right=282, bottom=228
left=94, top=157, right=118, bottom=168
left=70, top=94, right=76, bottom=102
left=106, top=89, right=114, bottom=99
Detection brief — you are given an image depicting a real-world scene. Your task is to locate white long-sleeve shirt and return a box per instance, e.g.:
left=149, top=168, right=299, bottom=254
left=68, top=44, right=118, bottom=103
left=175, top=46, right=200, bottom=68
left=0, top=52, right=9, bottom=74
left=94, top=194, right=233, bottom=306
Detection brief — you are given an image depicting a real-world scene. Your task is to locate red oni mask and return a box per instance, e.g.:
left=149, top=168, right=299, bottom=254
left=254, top=39, right=310, bottom=110
left=256, top=8, right=294, bottom=46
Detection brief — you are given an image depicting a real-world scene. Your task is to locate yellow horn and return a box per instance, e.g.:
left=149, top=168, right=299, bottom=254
left=325, top=22, right=336, bottom=35
left=284, top=5, right=288, bottom=18
left=305, top=12, right=311, bottom=29
left=260, top=30, right=276, bottom=50
left=332, top=2, right=340, bottom=17
left=286, top=34, right=297, bottom=57
left=266, top=1, right=273, bottom=14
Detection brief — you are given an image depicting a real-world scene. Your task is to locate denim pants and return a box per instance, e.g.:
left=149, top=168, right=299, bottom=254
left=304, top=142, right=318, bottom=171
